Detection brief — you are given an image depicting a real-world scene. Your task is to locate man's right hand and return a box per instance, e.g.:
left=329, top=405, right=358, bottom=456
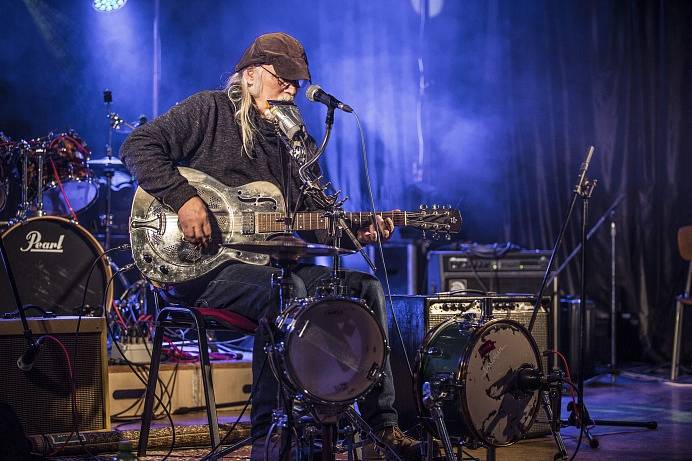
left=178, top=196, right=211, bottom=247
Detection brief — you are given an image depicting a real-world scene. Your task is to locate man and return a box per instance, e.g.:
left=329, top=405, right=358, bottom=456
left=121, top=32, right=420, bottom=460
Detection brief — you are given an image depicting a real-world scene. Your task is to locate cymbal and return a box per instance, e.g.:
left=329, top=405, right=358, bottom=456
left=222, top=235, right=354, bottom=259
left=88, top=157, right=124, bottom=165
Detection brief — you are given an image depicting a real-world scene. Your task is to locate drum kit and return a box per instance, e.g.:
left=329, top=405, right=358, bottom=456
left=0, top=128, right=134, bottom=317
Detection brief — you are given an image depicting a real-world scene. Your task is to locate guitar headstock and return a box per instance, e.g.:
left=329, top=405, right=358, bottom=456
left=407, top=205, right=462, bottom=239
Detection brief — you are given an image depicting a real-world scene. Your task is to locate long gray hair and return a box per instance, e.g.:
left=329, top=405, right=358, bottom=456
left=224, top=69, right=263, bottom=157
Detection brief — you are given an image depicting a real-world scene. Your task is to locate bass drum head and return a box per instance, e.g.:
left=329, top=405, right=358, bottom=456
left=461, top=319, right=542, bottom=446
left=0, top=217, right=112, bottom=316
left=284, top=297, right=387, bottom=404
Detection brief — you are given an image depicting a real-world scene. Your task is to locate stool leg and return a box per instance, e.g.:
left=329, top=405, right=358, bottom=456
left=138, top=321, right=166, bottom=456
left=671, top=301, right=684, bottom=381
left=197, top=322, right=221, bottom=448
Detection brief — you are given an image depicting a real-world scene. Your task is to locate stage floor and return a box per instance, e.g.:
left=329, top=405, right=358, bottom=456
left=48, top=371, right=692, bottom=460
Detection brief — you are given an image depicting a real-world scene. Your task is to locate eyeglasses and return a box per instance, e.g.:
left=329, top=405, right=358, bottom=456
left=260, top=65, right=303, bottom=88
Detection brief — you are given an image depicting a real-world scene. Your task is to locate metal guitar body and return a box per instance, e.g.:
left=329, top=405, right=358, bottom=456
left=129, top=167, right=282, bottom=283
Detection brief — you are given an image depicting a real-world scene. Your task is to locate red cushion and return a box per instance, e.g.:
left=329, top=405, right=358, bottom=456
left=196, top=307, right=258, bottom=334
left=678, top=295, right=692, bottom=306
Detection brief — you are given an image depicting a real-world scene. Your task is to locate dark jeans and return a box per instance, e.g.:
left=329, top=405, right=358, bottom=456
left=165, top=262, right=398, bottom=443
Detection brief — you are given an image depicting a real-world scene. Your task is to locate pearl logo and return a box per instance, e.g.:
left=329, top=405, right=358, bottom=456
left=20, top=231, right=65, bottom=253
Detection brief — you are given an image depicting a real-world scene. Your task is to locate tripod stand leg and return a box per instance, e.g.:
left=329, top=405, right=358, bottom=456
left=343, top=407, right=403, bottom=461
left=540, top=391, right=568, bottom=460
left=584, top=425, right=599, bottom=449
left=591, top=419, right=658, bottom=430
left=429, top=403, right=457, bottom=461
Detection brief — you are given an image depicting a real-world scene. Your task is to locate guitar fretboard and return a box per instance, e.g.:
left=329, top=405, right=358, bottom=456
left=256, top=211, right=409, bottom=233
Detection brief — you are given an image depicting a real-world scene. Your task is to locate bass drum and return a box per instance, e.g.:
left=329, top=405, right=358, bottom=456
left=271, top=296, right=388, bottom=405
left=415, top=318, right=542, bottom=447
left=0, top=216, right=113, bottom=316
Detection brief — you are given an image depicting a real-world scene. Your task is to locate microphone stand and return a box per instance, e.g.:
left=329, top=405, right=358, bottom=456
left=0, top=222, right=38, bottom=368
left=529, top=148, right=656, bottom=453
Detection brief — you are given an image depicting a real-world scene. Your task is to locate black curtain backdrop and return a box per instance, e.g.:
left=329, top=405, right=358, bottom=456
left=1, top=0, right=690, bottom=363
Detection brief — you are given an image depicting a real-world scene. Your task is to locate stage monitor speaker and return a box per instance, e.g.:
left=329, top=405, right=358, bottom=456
left=0, top=317, right=109, bottom=436
left=559, top=296, right=610, bottom=380
left=387, top=294, right=554, bottom=438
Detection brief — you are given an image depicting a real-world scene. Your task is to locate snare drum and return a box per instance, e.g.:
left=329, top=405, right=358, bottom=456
left=415, top=318, right=542, bottom=447
left=0, top=216, right=113, bottom=316
left=25, top=132, right=99, bottom=215
left=270, top=296, right=388, bottom=405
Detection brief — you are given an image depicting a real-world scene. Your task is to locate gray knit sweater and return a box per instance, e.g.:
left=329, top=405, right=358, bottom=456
left=120, top=90, right=313, bottom=213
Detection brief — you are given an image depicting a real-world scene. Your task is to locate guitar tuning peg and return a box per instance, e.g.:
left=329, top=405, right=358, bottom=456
left=445, top=233, right=452, bottom=240
left=419, top=204, right=428, bottom=210
left=432, top=204, right=439, bottom=210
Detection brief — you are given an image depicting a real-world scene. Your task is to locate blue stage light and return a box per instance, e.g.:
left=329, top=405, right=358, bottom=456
left=92, top=0, right=128, bottom=13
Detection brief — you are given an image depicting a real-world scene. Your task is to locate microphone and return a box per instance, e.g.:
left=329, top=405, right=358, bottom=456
left=17, top=340, right=42, bottom=372
left=305, top=85, right=353, bottom=113
left=576, top=145, right=595, bottom=190
left=267, top=100, right=307, bottom=141
left=516, top=366, right=543, bottom=392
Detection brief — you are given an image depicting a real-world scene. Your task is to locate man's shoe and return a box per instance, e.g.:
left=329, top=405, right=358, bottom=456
left=362, top=426, right=422, bottom=461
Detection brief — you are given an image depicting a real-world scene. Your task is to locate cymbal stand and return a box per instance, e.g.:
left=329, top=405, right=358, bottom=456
left=103, top=89, right=114, bottom=249
left=16, top=141, right=31, bottom=222
left=34, top=144, right=46, bottom=217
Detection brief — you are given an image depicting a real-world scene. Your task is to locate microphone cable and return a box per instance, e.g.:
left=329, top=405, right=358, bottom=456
left=351, top=110, right=415, bottom=383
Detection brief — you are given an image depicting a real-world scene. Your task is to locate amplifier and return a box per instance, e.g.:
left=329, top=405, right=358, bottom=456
left=0, top=317, right=109, bottom=436
left=387, top=294, right=554, bottom=437
left=427, top=249, right=551, bottom=294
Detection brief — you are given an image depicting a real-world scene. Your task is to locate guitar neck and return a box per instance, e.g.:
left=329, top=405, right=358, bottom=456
left=255, top=211, right=406, bottom=233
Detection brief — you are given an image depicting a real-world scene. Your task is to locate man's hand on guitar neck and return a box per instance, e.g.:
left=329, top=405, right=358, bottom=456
left=178, top=196, right=212, bottom=248
left=357, top=214, right=395, bottom=245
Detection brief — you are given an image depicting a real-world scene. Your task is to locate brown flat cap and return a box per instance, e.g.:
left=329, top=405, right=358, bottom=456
left=235, top=32, right=311, bottom=82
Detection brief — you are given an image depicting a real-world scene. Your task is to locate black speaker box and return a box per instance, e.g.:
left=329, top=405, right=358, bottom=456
left=0, top=317, right=109, bottom=436
left=426, top=249, right=550, bottom=294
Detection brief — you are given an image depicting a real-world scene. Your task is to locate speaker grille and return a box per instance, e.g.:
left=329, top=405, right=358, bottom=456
left=0, top=327, right=106, bottom=436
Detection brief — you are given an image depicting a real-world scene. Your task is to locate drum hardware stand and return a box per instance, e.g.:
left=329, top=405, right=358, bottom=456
left=34, top=144, right=46, bottom=217
left=540, top=372, right=569, bottom=460
left=251, top=101, right=392, bottom=461
left=103, top=89, right=117, bottom=249
left=15, top=140, right=31, bottom=223
left=421, top=381, right=457, bottom=461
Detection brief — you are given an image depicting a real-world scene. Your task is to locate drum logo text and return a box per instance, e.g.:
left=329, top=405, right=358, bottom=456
left=20, top=231, right=65, bottom=253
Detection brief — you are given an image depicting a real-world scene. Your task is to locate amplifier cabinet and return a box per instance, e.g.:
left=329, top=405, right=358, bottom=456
left=0, top=317, right=109, bottom=436
left=387, top=295, right=553, bottom=437
left=427, top=250, right=550, bottom=294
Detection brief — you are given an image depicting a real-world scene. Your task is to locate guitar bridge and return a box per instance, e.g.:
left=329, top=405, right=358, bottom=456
left=131, top=213, right=165, bottom=234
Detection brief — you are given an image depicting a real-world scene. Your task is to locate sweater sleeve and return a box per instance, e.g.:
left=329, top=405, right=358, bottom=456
left=119, top=92, right=212, bottom=212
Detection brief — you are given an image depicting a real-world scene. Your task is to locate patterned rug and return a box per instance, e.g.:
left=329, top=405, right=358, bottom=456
left=28, top=423, right=251, bottom=459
